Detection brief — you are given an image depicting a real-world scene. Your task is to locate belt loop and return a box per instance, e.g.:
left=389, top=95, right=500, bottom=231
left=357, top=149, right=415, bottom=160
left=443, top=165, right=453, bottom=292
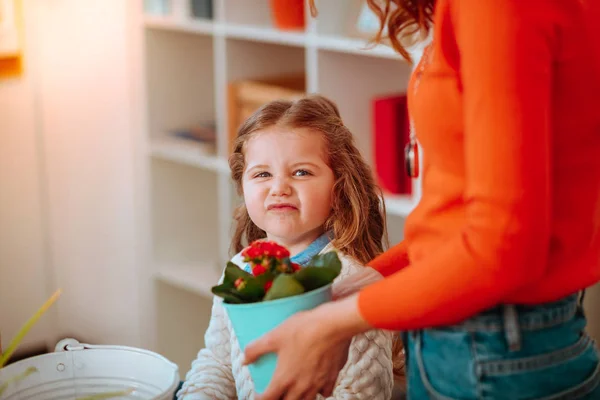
left=503, top=305, right=522, bottom=352
left=579, top=289, right=587, bottom=307
left=578, top=289, right=587, bottom=318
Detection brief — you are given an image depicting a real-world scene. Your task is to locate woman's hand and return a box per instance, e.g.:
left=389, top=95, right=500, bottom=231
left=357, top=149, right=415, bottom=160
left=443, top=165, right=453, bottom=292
left=243, top=294, right=371, bottom=400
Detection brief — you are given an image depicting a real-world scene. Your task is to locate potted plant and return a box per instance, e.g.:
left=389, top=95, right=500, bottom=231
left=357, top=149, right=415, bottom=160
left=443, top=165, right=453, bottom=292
left=212, top=240, right=341, bottom=394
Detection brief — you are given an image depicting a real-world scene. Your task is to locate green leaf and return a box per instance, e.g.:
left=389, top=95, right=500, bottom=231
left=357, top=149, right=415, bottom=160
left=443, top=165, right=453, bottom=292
left=235, top=277, right=265, bottom=302
left=264, top=274, right=305, bottom=301
left=0, top=289, right=61, bottom=368
left=294, top=266, right=339, bottom=291
left=308, top=251, right=342, bottom=275
left=211, top=282, right=244, bottom=304
left=224, top=262, right=253, bottom=284
left=212, top=273, right=267, bottom=304
left=255, top=270, right=275, bottom=287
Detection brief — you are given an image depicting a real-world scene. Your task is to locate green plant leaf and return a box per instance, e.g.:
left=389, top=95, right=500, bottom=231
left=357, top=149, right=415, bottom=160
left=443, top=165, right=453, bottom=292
left=308, top=252, right=342, bottom=275
left=224, top=262, right=253, bottom=284
left=211, top=282, right=244, bottom=304
left=0, top=289, right=62, bottom=368
left=255, top=270, right=274, bottom=287
left=235, top=277, right=265, bottom=302
left=264, top=274, right=305, bottom=301
left=294, top=266, right=339, bottom=291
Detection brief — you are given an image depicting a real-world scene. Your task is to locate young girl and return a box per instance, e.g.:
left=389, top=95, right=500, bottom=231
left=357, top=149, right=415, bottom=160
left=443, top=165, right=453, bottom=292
left=177, top=95, right=402, bottom=399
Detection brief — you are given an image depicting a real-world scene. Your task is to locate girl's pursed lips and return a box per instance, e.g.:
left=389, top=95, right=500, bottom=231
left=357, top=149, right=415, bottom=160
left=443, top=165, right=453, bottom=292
left=267, top=203, right=298, bottom=211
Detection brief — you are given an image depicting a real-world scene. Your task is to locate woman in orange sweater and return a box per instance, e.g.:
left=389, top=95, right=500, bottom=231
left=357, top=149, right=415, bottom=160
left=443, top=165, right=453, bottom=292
left=244, top=0, right=600, bottom=398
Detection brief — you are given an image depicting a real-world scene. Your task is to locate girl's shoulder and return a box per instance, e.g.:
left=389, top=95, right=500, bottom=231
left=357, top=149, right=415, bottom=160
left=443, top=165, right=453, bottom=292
left=319, top=243, right=365, bottom=276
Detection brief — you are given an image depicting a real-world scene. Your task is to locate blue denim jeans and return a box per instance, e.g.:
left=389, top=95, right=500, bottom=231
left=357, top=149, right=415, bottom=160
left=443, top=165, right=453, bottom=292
left=403, top=293, right=600, bottom=399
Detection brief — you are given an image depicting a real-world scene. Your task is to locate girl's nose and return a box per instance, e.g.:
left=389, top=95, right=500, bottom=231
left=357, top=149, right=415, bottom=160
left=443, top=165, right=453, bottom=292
left=270, top=176, right=292, bottom=196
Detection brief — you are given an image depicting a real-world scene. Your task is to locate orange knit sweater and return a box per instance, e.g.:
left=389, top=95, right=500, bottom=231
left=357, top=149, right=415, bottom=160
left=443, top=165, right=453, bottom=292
left=358, top=0, right=600, bottom=330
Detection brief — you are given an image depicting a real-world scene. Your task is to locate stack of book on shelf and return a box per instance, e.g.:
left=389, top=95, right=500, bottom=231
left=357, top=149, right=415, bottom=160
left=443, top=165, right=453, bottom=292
left=168, top=121, right=217, bottom=155
left=372, top=93, right=412, bottom=195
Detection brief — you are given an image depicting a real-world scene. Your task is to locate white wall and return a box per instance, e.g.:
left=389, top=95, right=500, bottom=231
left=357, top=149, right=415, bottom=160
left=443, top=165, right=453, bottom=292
left=34, top=0, right=141, bottom=347
left=0, top=0, right=142, bottom=352
left=0, top=0, right=52, bottom=350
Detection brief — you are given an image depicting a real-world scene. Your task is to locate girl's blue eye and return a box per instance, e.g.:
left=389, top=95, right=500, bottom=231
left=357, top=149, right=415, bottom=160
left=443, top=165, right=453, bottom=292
left=294, top=169, right=311, bottom=177
left=255, top=171, right=271, bottom=178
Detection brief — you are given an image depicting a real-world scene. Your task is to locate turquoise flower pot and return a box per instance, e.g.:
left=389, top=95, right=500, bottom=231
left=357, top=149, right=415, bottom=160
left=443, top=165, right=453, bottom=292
left=222, top=283, right=332, bottom=394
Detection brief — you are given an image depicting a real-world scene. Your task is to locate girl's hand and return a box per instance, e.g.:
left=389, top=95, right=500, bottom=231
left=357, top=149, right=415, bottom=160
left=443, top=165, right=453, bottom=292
left=243, top=294, right=371, bottom=400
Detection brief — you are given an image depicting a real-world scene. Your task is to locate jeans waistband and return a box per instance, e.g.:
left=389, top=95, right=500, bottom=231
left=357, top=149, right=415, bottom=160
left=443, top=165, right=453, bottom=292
left=438, top=293, right=581, bottom=334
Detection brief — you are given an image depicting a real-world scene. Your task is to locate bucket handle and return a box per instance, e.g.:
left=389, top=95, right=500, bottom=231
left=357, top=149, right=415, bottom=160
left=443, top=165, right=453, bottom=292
left=54, top=338, right=88, bottom=352
left=53, top=338, right=179, bottom=371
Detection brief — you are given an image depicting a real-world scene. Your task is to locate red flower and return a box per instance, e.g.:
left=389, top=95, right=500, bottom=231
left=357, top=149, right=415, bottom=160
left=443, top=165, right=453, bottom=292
left=242, top=240, right=290, bottom=262
left=234, top=278, right=245, bottom=290
left=241, top=245, right=261, bottom=260
left=264, top=281, right=273, bottom=292
left=252, top=265, right=267, bottom=276
left=291, top=262, right=301, bottom=272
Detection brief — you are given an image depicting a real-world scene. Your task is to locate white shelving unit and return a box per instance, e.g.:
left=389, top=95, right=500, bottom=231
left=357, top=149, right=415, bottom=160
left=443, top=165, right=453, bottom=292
left=155, top=263, right=223, bottom=298
left=138, top=0, right=425, bottom=373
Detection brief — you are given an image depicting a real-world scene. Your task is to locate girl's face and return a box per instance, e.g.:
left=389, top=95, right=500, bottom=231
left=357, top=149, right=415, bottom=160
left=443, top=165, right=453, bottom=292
left=242, top=127, right=335, bottom=254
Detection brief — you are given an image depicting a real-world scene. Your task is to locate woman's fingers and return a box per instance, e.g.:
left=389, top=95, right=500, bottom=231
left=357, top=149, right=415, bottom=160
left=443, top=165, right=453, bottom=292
left=255, top=369, right=291, bottom=400
left=243, top=332, right=277, bottom=366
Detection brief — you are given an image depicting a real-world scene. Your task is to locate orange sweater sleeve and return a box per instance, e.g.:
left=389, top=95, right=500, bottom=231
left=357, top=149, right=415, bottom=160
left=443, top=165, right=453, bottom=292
left=358, top=0, right=554, bottom=330
left=367, top=240, right=409, bottom=277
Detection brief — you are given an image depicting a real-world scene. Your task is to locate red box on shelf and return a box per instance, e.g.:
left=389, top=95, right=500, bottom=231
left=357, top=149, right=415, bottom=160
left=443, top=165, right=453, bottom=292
left=372, top=94, right=412, bottom=195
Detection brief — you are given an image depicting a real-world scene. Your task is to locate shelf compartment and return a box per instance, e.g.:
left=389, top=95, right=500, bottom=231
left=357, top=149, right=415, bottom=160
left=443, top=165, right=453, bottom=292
left=155, top=262, right=222, bottom=298
left=317, top=49, right=411, bottom=168
left=149, top=134, right=228, bottom=172
left=313, top=0, right=372, bottom=39
left=223, top=0, right=273, bottom=28
left=310, top=0, right=412, bottom=60
left=317, top=50, right=418, bottom=207
left=145, top=29, right=216, bottom=144
left=150, top=159, right=221, bottom=267
left=225, top=39, right=305, bottom=149
left=225, top=38, right=305, bottom=82
left=144, top=0, right=214, bottom=21
left=155, top=279, right=213, bottom=375
left=223, top=0, right=306, bottom=30
left=227, top=74, right=305, bottom=153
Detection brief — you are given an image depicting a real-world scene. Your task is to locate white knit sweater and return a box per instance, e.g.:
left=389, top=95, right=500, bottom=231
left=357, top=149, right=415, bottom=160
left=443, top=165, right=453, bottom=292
left=177, top=243, right=394, bottom=400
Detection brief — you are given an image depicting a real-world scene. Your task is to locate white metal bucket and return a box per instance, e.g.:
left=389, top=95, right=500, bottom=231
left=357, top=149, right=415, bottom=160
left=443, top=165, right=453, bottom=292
left=0, top=339, right=179, bottom=400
